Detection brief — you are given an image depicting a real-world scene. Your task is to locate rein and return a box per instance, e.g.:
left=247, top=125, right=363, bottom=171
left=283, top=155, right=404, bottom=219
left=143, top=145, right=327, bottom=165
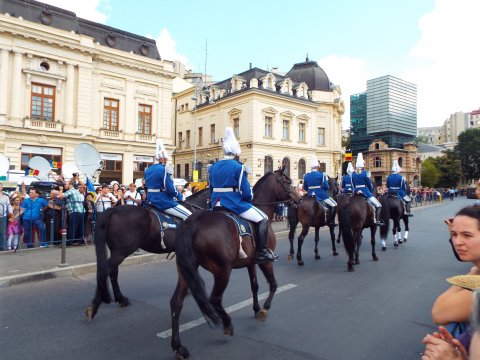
left=252, top=198, right=296, bottom=206
left=184, top=201, right=207, bottom=211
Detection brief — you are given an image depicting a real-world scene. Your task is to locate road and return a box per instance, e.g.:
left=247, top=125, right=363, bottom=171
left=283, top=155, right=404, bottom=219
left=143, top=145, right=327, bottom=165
left=0, top=198, right=475, bottom=360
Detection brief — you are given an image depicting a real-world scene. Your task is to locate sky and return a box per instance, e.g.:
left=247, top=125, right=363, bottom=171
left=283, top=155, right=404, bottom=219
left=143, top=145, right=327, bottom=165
left=41, top=0, right=480, bottom=129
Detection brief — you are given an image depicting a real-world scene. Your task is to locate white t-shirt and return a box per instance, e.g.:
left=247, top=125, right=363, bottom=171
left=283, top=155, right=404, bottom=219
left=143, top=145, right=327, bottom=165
left=123, top=190, right=141, bottom=206
left=95, top=193, right=117, bottom=212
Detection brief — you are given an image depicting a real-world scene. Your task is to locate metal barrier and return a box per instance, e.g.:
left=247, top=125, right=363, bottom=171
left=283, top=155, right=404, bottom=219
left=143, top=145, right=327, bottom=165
left=0, top=203, right=8, bottom=251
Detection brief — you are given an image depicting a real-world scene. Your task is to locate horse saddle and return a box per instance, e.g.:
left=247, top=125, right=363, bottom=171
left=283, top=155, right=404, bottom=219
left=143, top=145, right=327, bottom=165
left=212, top=207, right=253, bottom=237
left=149, top=207, right=180, bottom=231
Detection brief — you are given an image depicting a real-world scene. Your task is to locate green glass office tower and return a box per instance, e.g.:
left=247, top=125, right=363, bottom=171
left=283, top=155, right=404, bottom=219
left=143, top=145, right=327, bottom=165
left=350, top=92, right=373, bottom=155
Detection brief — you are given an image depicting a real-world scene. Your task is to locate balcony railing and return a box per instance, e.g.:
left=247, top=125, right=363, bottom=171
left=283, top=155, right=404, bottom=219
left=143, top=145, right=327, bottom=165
left=100, top=128, right=123, bottom=139
left=24, top=118, right=62, bottom=132
left=135, top=133, right=154, bottom=143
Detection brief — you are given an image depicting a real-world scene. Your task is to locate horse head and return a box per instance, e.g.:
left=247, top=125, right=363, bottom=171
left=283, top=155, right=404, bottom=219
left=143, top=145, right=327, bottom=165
left=328, top=176, right=340, bottom=198
left=273, top=167, right=301, bottom=204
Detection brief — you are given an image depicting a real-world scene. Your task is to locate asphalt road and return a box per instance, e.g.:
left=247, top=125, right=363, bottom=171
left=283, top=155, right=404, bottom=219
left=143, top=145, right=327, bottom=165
left=0, top=197, right=475, bottom=360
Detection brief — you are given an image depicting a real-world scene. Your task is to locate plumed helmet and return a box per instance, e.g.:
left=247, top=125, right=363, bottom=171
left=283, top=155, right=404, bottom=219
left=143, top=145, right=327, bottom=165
left=310, top=155, right=320, bottom=169
left=392, top=160, right=401, bottom=173
left=355, top=153, right=365, bottom=168
left=155, top=138, right=169, bottom=160
left=223, top=127, right=241, bottom=156
left=346, top=162, right=354, bottom=174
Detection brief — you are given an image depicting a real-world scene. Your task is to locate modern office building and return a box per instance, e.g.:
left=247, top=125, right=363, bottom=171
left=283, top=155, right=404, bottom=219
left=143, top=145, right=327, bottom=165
left=366, top=75, right=417, bottom=149
left=350, top=92, right=372, bottom=155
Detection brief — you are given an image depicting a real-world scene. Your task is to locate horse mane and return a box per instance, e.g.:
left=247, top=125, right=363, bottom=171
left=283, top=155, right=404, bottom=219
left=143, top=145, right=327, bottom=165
left=253, top=172, right=274, bottom=192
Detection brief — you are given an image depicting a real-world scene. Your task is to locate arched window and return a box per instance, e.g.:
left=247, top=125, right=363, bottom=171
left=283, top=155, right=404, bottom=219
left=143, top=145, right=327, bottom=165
left=298, top=159, right=306, bottom=179
left=375, top=143, right=380, bottom=150
left=264, top=156, right=273, bottom=174
left=176, top=164, right=181, bottom=178
left=374, top=156, right=382, bottom=168
left=398, top=157, right=403, bottom=167
left=185, top=163, right=190, bottom=181
left=282, top=157, right=290, bottom=177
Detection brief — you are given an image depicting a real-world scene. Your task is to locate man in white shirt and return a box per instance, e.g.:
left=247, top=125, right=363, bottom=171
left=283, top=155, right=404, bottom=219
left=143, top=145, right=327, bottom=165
left=123, top=183, right=141, bottom=206
left=95, top=184, right=118, bottom=212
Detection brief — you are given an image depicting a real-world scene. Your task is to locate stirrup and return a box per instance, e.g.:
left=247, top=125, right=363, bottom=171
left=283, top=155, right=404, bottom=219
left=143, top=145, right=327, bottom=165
left=256, top=249, right=277, bottom=263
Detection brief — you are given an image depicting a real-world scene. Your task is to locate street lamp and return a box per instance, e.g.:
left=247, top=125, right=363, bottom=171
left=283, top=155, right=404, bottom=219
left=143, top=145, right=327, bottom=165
left=192, top=79, right=200, bottom=182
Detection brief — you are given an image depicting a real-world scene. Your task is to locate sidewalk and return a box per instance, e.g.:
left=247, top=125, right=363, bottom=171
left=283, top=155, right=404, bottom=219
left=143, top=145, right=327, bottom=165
left=0, top=220, right=291, bottom=287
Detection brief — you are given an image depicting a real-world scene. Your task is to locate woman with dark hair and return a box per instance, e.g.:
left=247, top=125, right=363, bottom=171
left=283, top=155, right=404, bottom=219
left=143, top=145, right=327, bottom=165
left=422, top=205, right=480, bottom=359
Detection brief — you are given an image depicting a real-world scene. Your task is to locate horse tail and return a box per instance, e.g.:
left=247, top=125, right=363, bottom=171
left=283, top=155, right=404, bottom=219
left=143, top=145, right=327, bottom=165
left=379, top=197, right=390, bottom=240
left=175, top=220, right=221, bottom=326
left=93, top=210, right=112, bottom=304
left=339, top=206, right=355, bottom=256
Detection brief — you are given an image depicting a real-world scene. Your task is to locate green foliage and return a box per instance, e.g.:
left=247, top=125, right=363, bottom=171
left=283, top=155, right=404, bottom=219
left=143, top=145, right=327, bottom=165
left=433, top=152, right=462, bottom=188
left=416, top=135, right=429, bottom=144
left=342, top=133, right=350, bottom=149
left=421, top=158, right=439, bottom=187
left=455, top=128, right=480, bottom=181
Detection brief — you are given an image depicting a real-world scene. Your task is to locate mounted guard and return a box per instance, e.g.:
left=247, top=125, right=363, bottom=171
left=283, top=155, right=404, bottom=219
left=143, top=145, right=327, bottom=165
left=208, top=127, right=277, bottom=263
left=303, top=156, right=337, bottom=227
left=144, top=139, right=192, bottom=220
left=341, top=162, right=355, bottom=194
left=351, top=153, right=383, bottom=226
left=386, top=160, right=414, bottom=217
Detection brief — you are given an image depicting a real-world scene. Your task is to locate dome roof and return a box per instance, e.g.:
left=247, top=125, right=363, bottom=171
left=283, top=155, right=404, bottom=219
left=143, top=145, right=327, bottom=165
left=286, top=60, right=331, bottom=92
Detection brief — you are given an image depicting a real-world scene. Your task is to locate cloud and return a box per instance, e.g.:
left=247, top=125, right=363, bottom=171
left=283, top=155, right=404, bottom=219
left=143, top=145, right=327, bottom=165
left=404, top=0, right=480, bottom=127
left=39, top=0, right=109, bottom=23
left=155, top=28, right=189, bottom=66
left=319, top=55, right=369, bottom=129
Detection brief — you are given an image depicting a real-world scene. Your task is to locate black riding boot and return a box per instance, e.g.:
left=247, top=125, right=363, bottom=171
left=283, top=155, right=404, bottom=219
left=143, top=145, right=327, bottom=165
left=375, top=207, right=384, bottom=226
left=329, top=206, right=337, bottom=227
left=255, top=219, right=277, bottom=264
left=405, top=201, right=414, bottom=216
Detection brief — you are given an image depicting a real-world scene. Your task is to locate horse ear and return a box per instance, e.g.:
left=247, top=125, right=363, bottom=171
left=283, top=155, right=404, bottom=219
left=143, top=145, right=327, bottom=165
left=335, top=175, right=339, bottom=181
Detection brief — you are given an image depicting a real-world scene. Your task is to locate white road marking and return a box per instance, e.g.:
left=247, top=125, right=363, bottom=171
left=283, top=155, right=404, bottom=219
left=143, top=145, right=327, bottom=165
left=157, top=283, right=297, bottom=339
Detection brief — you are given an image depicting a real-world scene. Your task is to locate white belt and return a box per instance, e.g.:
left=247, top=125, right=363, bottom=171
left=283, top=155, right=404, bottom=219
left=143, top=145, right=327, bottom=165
left=389, top=187, right=400, bottom=189
left=309, top=185, right=322, bottom=189
left=356, top=185, right=366, bottom=188
left=149, top=189, right=163, bottom=193
left=213, top=187, right=238, bottom=192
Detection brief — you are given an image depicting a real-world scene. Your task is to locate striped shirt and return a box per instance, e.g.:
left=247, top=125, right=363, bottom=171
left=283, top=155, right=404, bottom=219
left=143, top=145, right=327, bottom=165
left=63, top=189, right=85, bottom=213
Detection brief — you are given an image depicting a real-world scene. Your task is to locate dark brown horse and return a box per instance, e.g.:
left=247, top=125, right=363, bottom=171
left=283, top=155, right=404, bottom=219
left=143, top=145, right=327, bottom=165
left=170, top=167, right=300, bottom=359
left=379, top=194, right=410, bottom=250
left=85, top=189, right=210, bottom=321
left=337, top=194, right=379, bottom=272
left=287, top=177, right=339, bottom=266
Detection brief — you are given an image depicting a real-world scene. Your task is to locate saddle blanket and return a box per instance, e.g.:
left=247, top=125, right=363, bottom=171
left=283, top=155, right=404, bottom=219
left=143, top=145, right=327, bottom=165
left=218, top=211, right=253, bottom=237
left=149, top=208, right=178, bottom=230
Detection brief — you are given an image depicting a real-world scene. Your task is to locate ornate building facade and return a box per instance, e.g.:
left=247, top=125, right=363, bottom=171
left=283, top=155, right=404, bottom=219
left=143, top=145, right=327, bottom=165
left=362, top=139, right=421, bottom=187
left=0, top=0, right=175, bottom=184
left=173, top=60, right=345, bottom=185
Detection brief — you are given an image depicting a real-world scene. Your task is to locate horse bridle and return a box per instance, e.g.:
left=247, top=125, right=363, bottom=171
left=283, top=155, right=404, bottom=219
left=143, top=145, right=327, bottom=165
left=252, top=172, right=299, bottom=207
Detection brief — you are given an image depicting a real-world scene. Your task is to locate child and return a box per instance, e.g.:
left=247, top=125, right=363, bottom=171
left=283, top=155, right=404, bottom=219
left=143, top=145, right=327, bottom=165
left=7, top=194, right=24, bottom=250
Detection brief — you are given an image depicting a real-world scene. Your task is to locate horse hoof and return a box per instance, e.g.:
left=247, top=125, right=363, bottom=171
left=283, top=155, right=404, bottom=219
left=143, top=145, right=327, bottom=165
left=355, top=259, right=360, bottom=265
left=333, top=252, right=339, bottom=256
left=403, top=238, right=407, bottom=243
left=117, top=298, right=131, bottom=307
left=381, top=247, right=386, bottom=251
left=223, top=324, right=234, bottom=336
left=85, top=305, right=97, bottom=321
left=373, top=256, right=379, bottom=261
left=297, top=260, right=304, bottom=266
left=394, top=242, right=398, bottom=248
left=256, top=309, right=269, bottom=321
left=287, top=255, right=293, bottom=262
left=398, top=240, right=403, bottom=244
left=175, top=346, right=190, bottom=360
left=348, top=266, right=355, bottom=272
left=315, top=255, right=321, bottom=260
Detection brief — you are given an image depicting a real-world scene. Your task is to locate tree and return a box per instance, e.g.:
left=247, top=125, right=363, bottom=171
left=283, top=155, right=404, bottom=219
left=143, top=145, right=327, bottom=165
left=421, top=158, right=439, bottom=187
left=416, top=135, right=429, bottom=144
left=455, top=128, right=480, bottom=181
left=433, top=152, right=463, bottom=188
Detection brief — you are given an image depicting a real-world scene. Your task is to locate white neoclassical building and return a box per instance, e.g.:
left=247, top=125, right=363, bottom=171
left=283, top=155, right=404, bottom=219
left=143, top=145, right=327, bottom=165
left=174, top=60, right=345, bottom=185
left=0, top=0, right=175, bottom=184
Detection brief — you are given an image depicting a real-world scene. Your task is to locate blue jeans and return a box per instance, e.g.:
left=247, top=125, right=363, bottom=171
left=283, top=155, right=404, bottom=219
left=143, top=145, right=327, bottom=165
left=0, top=216, right=7, bottom=251
left=67, top=212, right=84, bottom=245
left=22, top=218, right=46, bottom=248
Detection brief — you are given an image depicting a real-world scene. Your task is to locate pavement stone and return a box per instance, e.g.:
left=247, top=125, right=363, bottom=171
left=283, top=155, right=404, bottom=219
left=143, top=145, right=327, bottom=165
left=0, top=220, right=291, bottom=287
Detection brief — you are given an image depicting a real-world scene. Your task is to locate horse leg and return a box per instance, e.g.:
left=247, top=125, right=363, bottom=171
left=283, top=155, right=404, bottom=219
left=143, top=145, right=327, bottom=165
left=257, top=262, right=278, bottom=320
left=296, top=226, right=308, bottom=266
left=170, top=272, right=191, bottom=360
left=287, top=221, right=297, bottom=261
left=314, top=227, right=320, bottom=260
left=403, top=216, right=409, bottom=242
left=354, top=230, right=361, bottom=265
left=108, top=253, right=130, bottom=306
left=247, top=265, right=260, bottom=315
left=397, top=220, right=403, bottom=244
left=329, top=225, right=338, bottom=256
left=371, top=225, right=378, bottom=261
left=86, top=288, right=103, bottom=321
left=210, top=269, right=234, bottom=335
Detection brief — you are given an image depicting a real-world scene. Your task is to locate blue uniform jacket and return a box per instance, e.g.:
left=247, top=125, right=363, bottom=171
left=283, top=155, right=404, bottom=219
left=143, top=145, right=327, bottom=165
left=303, top=171, right=329, bottom=201
left=341, top=174, right=354, bottom=193
left=209, top=159, right=253, bottom=214
left=386, top=173, right=406, bottom=197
left=145, top=163, right=183, bottom=211
left=352, top=171, right=373, bottom=198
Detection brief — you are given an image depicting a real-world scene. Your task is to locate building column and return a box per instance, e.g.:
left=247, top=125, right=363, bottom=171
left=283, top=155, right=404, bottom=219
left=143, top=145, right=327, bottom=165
left=0, top=49, right=9, bottom=121
left=64, top=63, right=75, bottom=125
left=10, top=51, right=23, bottom=120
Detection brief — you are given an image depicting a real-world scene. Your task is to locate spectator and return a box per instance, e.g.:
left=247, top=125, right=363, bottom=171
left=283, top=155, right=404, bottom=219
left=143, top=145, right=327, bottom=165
left=183, top=183, right=193, bottom=197
left=21, top=188, right=48, bottom=248
left=43, top=189, right=64, bottom=246
left=0, top=182, right=12, bottom=250
left=475, top=179, right=480, bottom=207
left=136, top=178, right=147, bottom=207
left=123, top=183, right=141, bottom=206
left=111, top=182, right=124, bottom=206
left=6, top=194, right=23, bottom=250
left=83, top=192, right=95, bottom=243
left=58, top=180, right=85, bottom=246
left=95, top=184, right=117, bottom=212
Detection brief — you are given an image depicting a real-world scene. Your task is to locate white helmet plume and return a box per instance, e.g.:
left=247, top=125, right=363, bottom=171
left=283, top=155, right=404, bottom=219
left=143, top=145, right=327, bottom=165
left=392, top=160, right=401, bottom=173
left=223, top=127, right=241, bottom=156
left=310, top=155, right=319, bottom=169
left=346, top=162, right=354, bottom=174
left=355, top=153, right=365, bottom=169
left=155, top=138, right=169, bottom=160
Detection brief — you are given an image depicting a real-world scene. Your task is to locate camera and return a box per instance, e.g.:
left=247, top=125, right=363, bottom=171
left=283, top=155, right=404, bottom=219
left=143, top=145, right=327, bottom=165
left=140, top=190, right=145, bottom=195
